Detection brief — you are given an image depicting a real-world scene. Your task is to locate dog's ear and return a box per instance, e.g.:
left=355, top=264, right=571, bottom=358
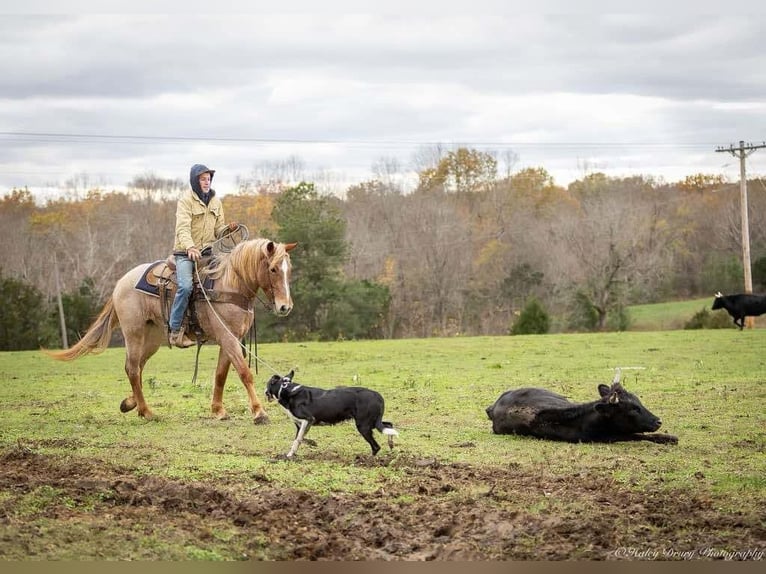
left=286, top=369, right=294, bottom=380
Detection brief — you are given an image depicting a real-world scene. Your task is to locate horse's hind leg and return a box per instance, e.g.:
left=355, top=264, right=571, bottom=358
left=121, top=335, right=162, bottom=420
left=111, top=275, right=164, bottom=420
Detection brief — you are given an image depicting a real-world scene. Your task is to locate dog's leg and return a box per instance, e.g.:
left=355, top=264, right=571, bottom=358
left=357, top=423, right=381, bottom=456
left=293, top=421, right=317, bottom=447
left=287, top=419, right=311, bottom=458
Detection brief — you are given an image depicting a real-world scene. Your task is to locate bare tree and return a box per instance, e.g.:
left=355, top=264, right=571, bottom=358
left=239, top=156, right=307, bottom=193
left=546, top=180, right=673, bottom=329
left=129, top=172, right=184, bottom=203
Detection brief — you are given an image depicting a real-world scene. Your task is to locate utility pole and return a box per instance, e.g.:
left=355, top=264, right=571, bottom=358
left=715, top=140, right=766, bottom=328
left=54, top=251, right=68, bottom=349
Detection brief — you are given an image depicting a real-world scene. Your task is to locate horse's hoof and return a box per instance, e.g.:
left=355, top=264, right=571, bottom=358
left=214, top=412, right=230, bottom=421
left=253, top=412, right=270, bottom=425
left=139, top=411, right=156, bottom=421
left=120, top=397, right=137, bottom=413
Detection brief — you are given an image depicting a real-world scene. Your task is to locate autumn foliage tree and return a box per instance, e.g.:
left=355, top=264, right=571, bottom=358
left=0, top=158, right=761, bottom=342
left=416, top=147, right=497, bottom=193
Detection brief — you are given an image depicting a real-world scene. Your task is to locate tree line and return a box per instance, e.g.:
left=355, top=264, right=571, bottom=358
left=2, top=149, right=765, bottom=350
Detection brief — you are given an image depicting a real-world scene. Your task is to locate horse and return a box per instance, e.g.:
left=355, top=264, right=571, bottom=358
left=46, top=238, right=297, bottom=424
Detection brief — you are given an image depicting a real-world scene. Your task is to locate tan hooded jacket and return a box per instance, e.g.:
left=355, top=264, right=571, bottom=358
left=173, top=188, right=228, bottom=252
left=173, top=163, right=226, bottom=252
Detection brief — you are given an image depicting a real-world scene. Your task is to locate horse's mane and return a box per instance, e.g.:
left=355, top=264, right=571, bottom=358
left=207, top=238, right=289, bottom=294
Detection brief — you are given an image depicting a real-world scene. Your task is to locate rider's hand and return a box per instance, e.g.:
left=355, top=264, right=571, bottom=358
left=228, top=221, right=238, bottom=232
left=186, top=247, right=202, bottom=262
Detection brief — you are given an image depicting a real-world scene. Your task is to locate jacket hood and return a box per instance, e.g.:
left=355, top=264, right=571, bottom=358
left=189, top=164, right=216, bottom=200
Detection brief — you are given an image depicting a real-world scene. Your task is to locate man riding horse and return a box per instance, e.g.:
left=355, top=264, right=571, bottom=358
left=46, top=166, right=296, bottom=423
left=169, top=163, right=238, bottom=348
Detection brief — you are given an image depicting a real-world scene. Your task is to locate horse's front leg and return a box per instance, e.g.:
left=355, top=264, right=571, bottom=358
left=214, top=339, right=269, bottom=425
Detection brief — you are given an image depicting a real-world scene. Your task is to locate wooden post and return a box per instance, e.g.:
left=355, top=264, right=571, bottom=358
left=54, top=252, right=68, bottom=349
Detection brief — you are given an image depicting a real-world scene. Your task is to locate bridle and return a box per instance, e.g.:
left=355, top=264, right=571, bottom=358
left=229, top=250, right=286, bottom=312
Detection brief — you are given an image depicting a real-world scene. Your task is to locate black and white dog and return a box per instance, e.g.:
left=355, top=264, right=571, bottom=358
left=264, top=370, right=398, bottom=458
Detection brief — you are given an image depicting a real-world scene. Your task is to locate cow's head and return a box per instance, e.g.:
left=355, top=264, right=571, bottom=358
left=595, top=383, right=662, bottom=433
left=712, top=291, right=725, bottom=310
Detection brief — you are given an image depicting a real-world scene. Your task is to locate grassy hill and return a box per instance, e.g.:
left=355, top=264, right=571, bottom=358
left=627, top=297, right=730, bottom=331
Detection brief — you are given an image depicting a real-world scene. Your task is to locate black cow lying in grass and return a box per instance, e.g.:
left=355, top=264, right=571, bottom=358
left=485, top=370, right=678, bottom=444
left=264, top=370, right=398, bottom=458
left=711, top=291, right=766, bottom=330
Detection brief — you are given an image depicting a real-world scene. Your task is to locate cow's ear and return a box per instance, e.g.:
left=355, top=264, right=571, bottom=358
left=286, top=369, right=294, bottom=380
left=598, top=384, right=610, bottom=397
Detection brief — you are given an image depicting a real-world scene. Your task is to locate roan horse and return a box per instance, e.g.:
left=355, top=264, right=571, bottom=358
left=47, top=238, right=296, bottom=424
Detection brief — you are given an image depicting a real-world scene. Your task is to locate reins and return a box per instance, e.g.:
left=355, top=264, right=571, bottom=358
left=193, top=262, right=279, bottom=381
left=248, top=291, right=277, bottom=373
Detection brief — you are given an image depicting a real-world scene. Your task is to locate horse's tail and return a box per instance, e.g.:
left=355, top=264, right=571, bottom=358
left=45, top=298, right=119, bottom=361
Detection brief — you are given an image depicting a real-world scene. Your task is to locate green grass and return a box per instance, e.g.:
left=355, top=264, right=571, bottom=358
left=1, top=330, right=765, bottom=560
left=0, top=330, right=764, bottom=501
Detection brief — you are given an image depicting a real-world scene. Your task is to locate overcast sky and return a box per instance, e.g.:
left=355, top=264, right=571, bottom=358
left=1, top=11, right=765, bottom=200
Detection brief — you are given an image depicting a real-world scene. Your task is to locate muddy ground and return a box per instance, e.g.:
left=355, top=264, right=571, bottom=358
left=0, top=445, right=763, bottom=561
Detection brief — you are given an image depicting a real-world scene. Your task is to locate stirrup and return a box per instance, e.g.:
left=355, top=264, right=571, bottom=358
left=170, top=329, right=194, bottom=349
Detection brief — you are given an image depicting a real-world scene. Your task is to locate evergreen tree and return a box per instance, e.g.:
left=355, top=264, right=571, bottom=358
left=59, top=277, right=102, bottom=344
left=258, top=182, right=389, bottom=340
left=511, top=298, right=550, bottom=335
left=0, top=269, right=57, bottom=350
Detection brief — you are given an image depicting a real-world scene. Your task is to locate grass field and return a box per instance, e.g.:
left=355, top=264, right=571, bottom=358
left=0, top=330, right=764, bottom=560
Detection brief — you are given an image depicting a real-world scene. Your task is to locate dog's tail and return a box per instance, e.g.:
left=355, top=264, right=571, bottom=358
left=380, top=421, right=398, bottom=435
left=379, top=420, right=398, bottom=449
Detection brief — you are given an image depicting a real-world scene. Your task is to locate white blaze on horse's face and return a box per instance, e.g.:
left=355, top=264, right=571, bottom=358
left=281, top=259, right=291, bottom=300
left=274, top=257, right=293, bottom=316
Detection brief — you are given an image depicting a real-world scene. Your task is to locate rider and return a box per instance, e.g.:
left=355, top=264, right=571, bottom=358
left=168, top=163, right=237, bottom=348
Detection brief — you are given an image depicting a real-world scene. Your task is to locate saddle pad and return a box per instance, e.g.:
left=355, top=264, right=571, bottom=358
left=134, top=260, right=215, bottom=297
left=134, top=260, right=169, bottom=297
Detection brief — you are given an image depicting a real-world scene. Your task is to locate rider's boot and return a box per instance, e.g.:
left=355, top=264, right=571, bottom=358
left=169, top=327, right=195, bottom=349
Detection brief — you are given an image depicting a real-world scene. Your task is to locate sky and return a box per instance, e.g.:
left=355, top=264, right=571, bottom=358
left=1, top=8, right=765, bottom=201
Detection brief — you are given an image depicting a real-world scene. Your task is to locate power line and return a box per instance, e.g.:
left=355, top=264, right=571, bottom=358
left=0, top=131, right=718, bottom=149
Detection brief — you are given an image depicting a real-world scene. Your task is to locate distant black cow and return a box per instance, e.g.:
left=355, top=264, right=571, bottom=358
left=711, top=291, right=766, bottom=330
left=485, top=370, right=677, bottom=444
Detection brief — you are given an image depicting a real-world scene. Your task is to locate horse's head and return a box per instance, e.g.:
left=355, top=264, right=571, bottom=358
left=257, top=240, right=297, bottom=317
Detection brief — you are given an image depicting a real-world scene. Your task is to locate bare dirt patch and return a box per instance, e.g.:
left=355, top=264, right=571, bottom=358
left=0, top=445, right=763, bottom=560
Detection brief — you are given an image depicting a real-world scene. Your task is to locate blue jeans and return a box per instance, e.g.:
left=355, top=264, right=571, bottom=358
left=169, top=255, right=195, bottom=331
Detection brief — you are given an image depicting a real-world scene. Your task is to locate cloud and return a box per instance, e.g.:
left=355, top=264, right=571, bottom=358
left=0, top=13, right=764, bottom=196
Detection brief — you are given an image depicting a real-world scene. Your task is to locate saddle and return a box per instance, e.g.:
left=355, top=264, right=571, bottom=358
left=134, top=254, right=252, bottom=346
